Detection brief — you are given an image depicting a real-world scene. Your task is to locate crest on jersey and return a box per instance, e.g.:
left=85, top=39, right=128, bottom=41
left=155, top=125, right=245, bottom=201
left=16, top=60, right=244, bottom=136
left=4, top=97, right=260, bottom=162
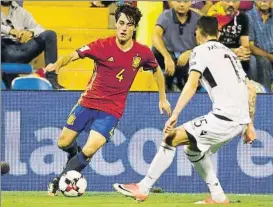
left=108, top=57, right=114, bottom=62
left=67, top=114, right=76, bottom=125
left=132, top=56, right=142, bottom=68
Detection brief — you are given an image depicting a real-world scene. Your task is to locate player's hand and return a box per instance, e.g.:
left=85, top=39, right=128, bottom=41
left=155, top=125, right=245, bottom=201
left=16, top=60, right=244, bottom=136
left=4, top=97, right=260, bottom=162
left=234, top=46, right=250, bottom=61
left=164, top=113, right=178, bottom=133
left=177, top=50, right=191, bottom=67
left=45, top=63, right=58, bottom=72
left=242, top=123, right=256, bottom=144
left=159, top=99, right=171, bottom=117
left=9, top=28, right=22, bottom=39
left=164, top=56, right=175, bottom=76
left=18, top=30, right=33, bottom=43
left=239, top=46, right=251, bottom=61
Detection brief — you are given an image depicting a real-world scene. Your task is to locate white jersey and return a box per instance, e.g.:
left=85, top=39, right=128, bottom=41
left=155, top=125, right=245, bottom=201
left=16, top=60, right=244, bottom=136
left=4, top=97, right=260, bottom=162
left=189, top=41, right=251, bottom=124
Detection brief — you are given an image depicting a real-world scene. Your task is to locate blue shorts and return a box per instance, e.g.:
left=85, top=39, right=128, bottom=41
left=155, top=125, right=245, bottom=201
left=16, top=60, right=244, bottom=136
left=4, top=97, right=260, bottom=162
left=65, top=104, right=119, bottom=142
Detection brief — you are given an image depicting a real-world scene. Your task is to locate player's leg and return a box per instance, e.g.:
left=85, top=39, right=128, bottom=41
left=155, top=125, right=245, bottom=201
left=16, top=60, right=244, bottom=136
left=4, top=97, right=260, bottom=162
left=48, top=104, right=93, bottom=196
left=114, top=126, right=190, bottom=201
left=183, top=113, right=244, bottom=204
left=138, top=126, right=190, bottom=190
left=58, top=130, right=107, bottom=176
left=57, top=127, right=80, bottom=162
left=57, top=103, right=95, bottom=165
left=182, top=114, right=228, bottom=204
left=56, top=110, right=119, bottom=178
left=184, top=144, right=229, bottom=204
left=47, top=127, right=79, bottom=196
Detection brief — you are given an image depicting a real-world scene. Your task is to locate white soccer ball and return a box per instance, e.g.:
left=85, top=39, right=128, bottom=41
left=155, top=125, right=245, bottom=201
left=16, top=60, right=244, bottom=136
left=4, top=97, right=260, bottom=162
left=59, top=170, right=87, bottom=197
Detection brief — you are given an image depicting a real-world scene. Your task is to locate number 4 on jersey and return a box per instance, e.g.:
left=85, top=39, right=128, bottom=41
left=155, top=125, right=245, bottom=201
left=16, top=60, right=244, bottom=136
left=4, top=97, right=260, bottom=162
left=116, top=69, right=125, bottom=82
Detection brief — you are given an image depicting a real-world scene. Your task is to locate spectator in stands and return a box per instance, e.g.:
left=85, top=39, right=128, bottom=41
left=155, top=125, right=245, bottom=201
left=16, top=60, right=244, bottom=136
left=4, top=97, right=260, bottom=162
left=190, top=0, right=214, bottom=15
left=206, top=1, right=254, bottom=13
left=170, top=1, right=253, bottom=15
left=239, top=1, right=254, bottom=12
left=91, top=1, right=115, bottom=7
left=153, top=1, right=200, bottom=91
left=1, top=1, right=62, bottom=89
left=166, top=1, right=213, bottom=15
left=208, top=1, right=251, bottom=74
left=91, top=1, right=135, bottom=8
left=247, top=0, right=273, bottom=91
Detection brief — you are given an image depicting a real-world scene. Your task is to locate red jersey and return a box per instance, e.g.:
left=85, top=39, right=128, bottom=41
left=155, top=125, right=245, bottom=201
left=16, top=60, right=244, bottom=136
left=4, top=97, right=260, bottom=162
left=76, top=36, right=158, bottom=119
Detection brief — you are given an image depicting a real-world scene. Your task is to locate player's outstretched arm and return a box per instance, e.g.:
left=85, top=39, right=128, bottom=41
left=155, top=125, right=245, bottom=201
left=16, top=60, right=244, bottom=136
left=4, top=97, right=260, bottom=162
left=172, top=71, right=200, bottom=116
left=246, top=78, right=257, bottom=123
left=45, top=51, right=80, bottom=73
left=243, top=78, right=257, bottom=144
left=153, top=66, right=171, bottom=117
left=164, top=71, right=200, bottom=131
left=153, top=66, right=167, bottom=101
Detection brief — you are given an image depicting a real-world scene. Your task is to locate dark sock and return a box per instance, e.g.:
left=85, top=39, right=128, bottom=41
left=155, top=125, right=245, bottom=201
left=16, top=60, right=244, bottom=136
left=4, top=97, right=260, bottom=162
left=58, top=151, right=91, bottom=179
left=61, top=142, right=78, bottom=159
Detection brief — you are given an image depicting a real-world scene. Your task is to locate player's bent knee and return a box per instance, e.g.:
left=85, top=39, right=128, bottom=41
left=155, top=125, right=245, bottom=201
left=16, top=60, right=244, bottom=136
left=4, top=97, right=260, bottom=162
left=164, top=127, right=189, bottom=147
left=164, top=131, right=177, bottom=147
left=57, top=135, right=71, bottom=149
left=183, top=145, right=206, bottom=163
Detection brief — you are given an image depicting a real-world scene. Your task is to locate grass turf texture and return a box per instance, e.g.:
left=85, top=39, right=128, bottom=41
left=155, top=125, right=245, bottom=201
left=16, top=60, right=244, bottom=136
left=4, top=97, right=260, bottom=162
left=2, top=192, right=273, bottom=207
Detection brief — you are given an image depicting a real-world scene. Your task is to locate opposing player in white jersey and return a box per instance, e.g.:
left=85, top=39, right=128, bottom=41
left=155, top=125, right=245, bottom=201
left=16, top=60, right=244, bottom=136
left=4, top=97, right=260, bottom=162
left=113, top=16, right=257, bottom=204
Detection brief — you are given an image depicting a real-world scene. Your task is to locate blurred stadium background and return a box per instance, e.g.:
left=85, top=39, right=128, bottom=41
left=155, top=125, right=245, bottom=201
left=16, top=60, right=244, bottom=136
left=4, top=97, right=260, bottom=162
left=1, top=1, right=273, bottom=207
left=19, top=0, right=162, bottom=91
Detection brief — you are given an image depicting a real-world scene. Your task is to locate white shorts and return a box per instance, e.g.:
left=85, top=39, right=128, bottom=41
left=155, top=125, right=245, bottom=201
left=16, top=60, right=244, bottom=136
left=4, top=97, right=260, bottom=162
left=183, top=112, right=246, bottom=153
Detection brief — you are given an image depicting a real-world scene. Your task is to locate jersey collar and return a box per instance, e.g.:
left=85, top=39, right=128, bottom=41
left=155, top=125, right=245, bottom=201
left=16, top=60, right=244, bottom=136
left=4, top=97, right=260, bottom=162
left=208, top=39, right=219, bottom=42
left=172, top=9, right=192, bottom=25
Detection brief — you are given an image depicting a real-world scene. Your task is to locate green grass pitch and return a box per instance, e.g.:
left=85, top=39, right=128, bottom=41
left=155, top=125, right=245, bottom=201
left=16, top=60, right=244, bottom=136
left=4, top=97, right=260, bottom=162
left=2, top=192, right=273, bottom=207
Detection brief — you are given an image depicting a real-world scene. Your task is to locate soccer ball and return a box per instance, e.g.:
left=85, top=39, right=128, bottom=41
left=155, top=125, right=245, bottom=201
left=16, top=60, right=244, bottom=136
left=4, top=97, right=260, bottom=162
left=59, top=170, right=87, bottom=197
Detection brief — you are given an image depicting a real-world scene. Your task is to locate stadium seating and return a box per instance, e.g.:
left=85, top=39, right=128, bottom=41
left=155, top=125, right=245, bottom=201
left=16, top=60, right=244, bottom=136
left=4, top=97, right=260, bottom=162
left=56, top=29, right=116, bottom=50
left=1, top=63, right=33, bottom=74
left=23, top=1, right=158, bottom=91
left=1, top=81, right=7, bottom=90
left=11, top=76, right=53, bottom=90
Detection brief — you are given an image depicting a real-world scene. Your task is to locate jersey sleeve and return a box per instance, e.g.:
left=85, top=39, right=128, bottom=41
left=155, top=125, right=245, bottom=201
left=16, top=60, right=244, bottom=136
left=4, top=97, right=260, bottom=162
left=189, top=48, right=206, bottom=76
left=76, top=39, right=103, bottom=60
left=142, top=48, right=159, bottom=72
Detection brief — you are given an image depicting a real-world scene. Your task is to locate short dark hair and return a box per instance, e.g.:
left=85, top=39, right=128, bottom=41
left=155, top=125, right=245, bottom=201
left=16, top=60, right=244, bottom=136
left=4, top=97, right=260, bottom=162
left=197, top=16, right=218, bottom=37
left=115, top=4, right=143, bottom=27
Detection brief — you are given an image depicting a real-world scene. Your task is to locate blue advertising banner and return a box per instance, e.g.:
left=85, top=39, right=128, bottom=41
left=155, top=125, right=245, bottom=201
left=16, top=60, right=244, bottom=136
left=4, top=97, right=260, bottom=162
left=1, top=91, right=273, bottom=193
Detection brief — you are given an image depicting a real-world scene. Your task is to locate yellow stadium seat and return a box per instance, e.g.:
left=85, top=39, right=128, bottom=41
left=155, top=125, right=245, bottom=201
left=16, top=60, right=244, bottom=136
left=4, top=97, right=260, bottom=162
left=59, top=69, right=158, bottom=91
left=130, top=70, right=158, bottom=91
left=24, top=6, right=109, bottom=29
left=24, top=1, right=91, bottom=7
left=58, top=66, right=158, bottom=91
left=24, top=1, right=158, bottom=91
left=58, top=69, right=92, bottom=90
left=55, top=29, right=115, bottom=50
left=57, top=49, right=158, bottom=91
left=57, top=49, right=93, bottom=90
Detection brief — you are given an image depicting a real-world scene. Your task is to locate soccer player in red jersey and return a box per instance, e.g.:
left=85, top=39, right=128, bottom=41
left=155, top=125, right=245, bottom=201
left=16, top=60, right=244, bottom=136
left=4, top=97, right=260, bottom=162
left=45, top=4, right=171, bottom=196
